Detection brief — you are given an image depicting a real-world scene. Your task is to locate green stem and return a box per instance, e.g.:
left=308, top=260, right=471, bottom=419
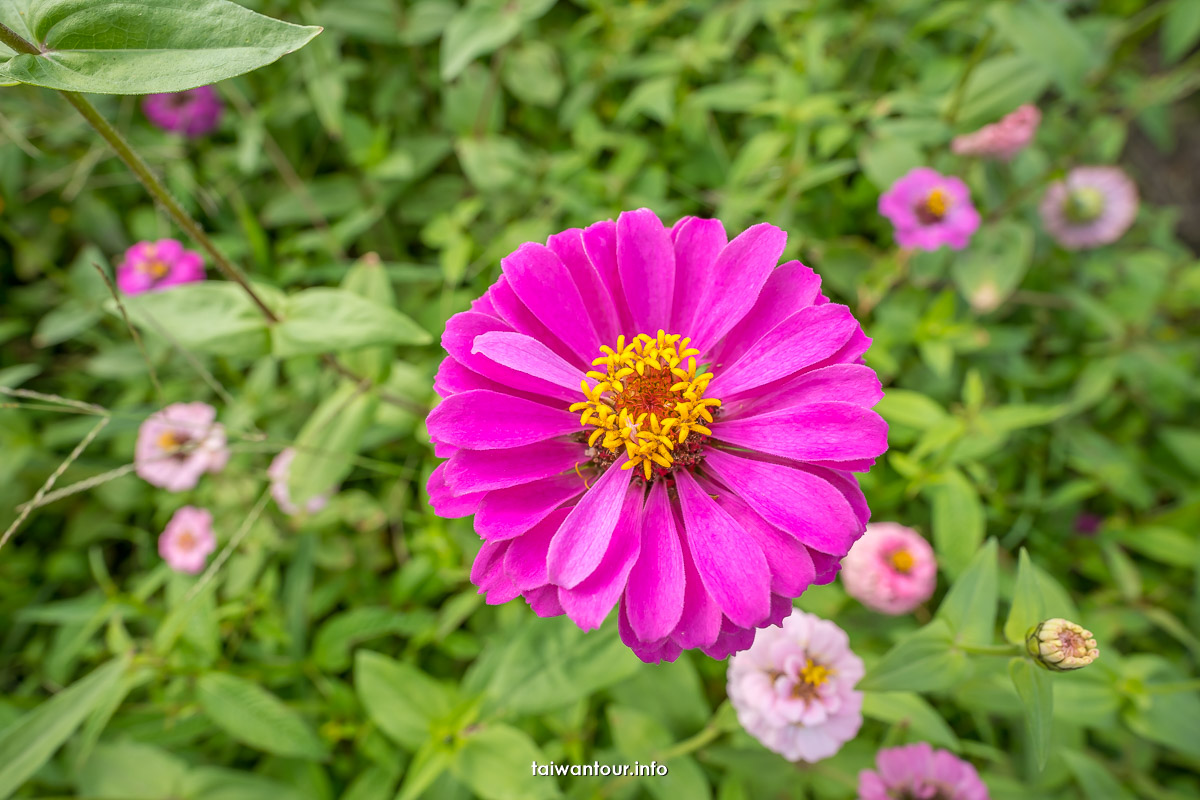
left=1144, top=679, right=1200, bottom=695
left=944, top=29, right=993, bottom=125
left=0, top=21, right=39, bottom=55
left=657, top=723, right=722, bottom=761
left=958, top=642, right=1023, bottom=656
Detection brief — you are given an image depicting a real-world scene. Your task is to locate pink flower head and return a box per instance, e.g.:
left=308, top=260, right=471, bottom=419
left=727, top=609, right=864, bottom=763
left=135, top=402, right=230, bottom=492
left=951, top=104, right=1041, bottom=161
left=142, top=85, right=224, bottom=137
left=268, top=448, right=336, bottom=515
left=859, top=742, right=989, bottom=800
left=1039, top=166, right=1138, bottom=250
left=425, top=209, right=888, bottom=663
left=117, top=239, right=205, bottom=295
left=878, top=168, right=980, bottom=251
left=840, top=522, right=936, bottom=615
left=159, top=505, right=216, bottom=574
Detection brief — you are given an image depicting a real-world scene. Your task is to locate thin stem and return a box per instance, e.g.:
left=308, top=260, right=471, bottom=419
left=944, top=29, right=993, bottom=125
left=0, top=21, right=39, bottom=55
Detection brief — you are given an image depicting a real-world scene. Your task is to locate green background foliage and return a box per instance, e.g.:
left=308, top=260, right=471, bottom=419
left=1, top=0, right=1200, bottom=798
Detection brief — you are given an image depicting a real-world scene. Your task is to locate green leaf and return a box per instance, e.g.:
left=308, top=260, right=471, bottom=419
left=502, top=42, right=563, bottom=107
left=396, top=739, right=454, bottom=800
left=876, top=389, right=951, bottom=429
left=1005, top=548, right=1045, bottom=645
left=926, top=470, right=986, bottom=578
left=952, top=54, right=1051, bottom=127
left=1009, top=658, right=1053, bottom=771
left=990, top=1, right=1094, bottom=98
left=314, top=608, right=415, bottom=672
left=455, top=137, right=532, bottom=193
left=0, top=0, right=320, bottom=94
left=861, top=691, right=961, bottom=751
left=112, top=282, right=273, bottom=358
left=354, top=650, right=456, bottom=751
left=439, top=2, right=522, bottom=82
left=858, top=620, right=969, bottom=693
left=196, top=673, right=329, bottom=760
left=607, top=706, right=711, bottom=800
left=287, top=380, right=379, bottom=506
left=1162, top=0, right=1200, bottom=64
left=76, top=741, right=189, bottom=800
left=951, top=221, right=1033, bottom=313
left=181, top=767, right=307, bottom=800
left=858, top=136, right=924, bottom=190
left=1061, top=751, right=1136, bottom=800
left=273, top=287, right=429, bottom=359
left=0, top=656, right=128, bottom=800
left=936, top=538, right=998, bottom=646
left=451, top=724, right=560, bottom=800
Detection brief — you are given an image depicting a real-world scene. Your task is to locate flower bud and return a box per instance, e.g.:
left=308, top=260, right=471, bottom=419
left=1026, top=618, right=1100, bottom=671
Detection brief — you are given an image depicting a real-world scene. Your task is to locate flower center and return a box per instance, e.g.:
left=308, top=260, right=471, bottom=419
left=1065, top=186, right=1105, bottom=223
left=570, top=331, right=721, bottom=481
left=799, top=658, right=832, bottom=687
left=175, top=528, right=197, bottom=551
left=889, top=548, right=915, bottom=573
left=157, top=430, right=191, bottom=453
left=916, top=188, right=950, bottom=223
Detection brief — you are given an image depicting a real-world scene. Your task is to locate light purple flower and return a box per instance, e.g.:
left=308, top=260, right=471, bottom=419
left=727, top=609, right=864, bottom=763
left=425, top=209, right=888, bottom=663
left=1039, top=166, right=1138, bottom=250
left=952, top=105, right=1041, bottom=161
left=840, top=522, right=936, bottom=615
left=878, top=167, right=980, bottom=251
left=117, top=239, right=205, bottom=295
left=859, top=742, right=989, bottom=800
left=142, top=85, right=224, bottom=137
left=135, top=402, right=229, bottom=492
left=159, top=505, right=216, bottom=574
left=268, top=448, right=336, bottom=515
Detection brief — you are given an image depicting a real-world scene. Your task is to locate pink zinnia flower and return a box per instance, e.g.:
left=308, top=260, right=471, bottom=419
left=727, top=609, right=864, bottom=763
left=135, top=402, right=230, bottom=492
left=117, top=239, right=205, bottom=295
left=878, top=168, right=980, bottom=251
left=425, top=209, right=887, bottom=663
left=951, top=104, right=1041, bottom=161
left=159, top=505, right=217, bottom=574
left=859, top=742, right=989, bottom=800
left=1039, top=166, right=1138, bottom=250
left=840, top=522, right=936, bottom=615
left=268, top=448, right=336, bottom=515
left=142, top=85, right=224, bottom=137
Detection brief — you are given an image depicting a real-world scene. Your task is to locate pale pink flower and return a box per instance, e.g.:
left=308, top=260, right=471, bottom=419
left=134, top=402, right=230, bottom=492
left=859, top=742, right=989, bottom=800
left=840, top=522, right=936, bottom=615
left=159, top=506, right=216, bottom=574
left=727, top=609, right=864, bottom=763
left=268, top=448, right=336, bottom=515
left=1039, top=166, right=1138, bottom=250
left=878, top=168, right=980, bottom=251
left=952, top=105, right=1041, bottom=161
left=117, top=239, right=205, bottom=295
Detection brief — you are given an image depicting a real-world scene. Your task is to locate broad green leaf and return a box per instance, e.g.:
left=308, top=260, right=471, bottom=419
left=858, top=136, right=923, bottom=190
left=859, top=620, right=969, bottom=693
left=951, top=221, right=1033, bottom=313
left=287, top=380, right=379, bottom=505
left=607, top=656, right=711, bottom=737
left=0, top=0, right=320, bottom=94
left=1160, top=426, right=1200, bottom=476
left=196, top=673, right=329, bottom=760
left=926, top=470, right=985, bottom=578
left=273, top=287, right=429, bottom=358
left=607, top=706, right=711, bottom=800
left=991, top=1, right=1095, bottom=98
left=501, top=42, right=563, bottom=107
left=112, top=282, right=273, bottom=358
left=0, top=656, right=128, bottom=800
left=936, top=538, right=998, bottom=646
left=314, top=608, right=418, bottom=672
left=451, top=724, right=559, bottom=800
left=1061, top=751, right=1136, bottom=800
left=876, top=389, right=950, bottom=429
left=354, top=650, right=456, bottom=751
left=341, top=766, right=399, bottom=800
left=1120, top=660, right=1200, bottom=758
left=952, top=54, right=1051, bottom=127
left=1009, top=658, right=1053, bottom=771
left=455, top=137, right=531, bottom=192
left=1005, top=548, right=1045, bottom=645
left=181, top=767, right=307, bottom=800
left=396, top=739, right=454, bottom=800
left=76, top=741, right=189, bottom=800
left=338, top=256, right=400, bottom=382
left=439, top=1, right=522, bottom=82
left=1162, top=0, right=1200, bottom=64
left=861, top=691, right=961, bottom=751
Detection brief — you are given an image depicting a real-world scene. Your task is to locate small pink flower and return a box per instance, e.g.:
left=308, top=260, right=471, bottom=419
left=879, top=168, right=980, bottom=251
left=268, top=448, right=336, bottom=515
left=859, top=742, right=989, bottom=800
left=142, top=85, right=224, bottom=137
left=1039, top=166, right=1138, bottom=250
left=117, top=239, right=205, bottom=295
left=952, top=105, right=1041, bottom=161
left=840, top=522, right=936, bottom=615
left=135, top=402, right=230, bottom=492
left=159, top=505, right=217, bottom=574
left=727, top=609, right=864, bottom=763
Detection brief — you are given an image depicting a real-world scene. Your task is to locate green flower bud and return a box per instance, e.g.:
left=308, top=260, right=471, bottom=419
left=1026, top=618, right=1100, bottom=671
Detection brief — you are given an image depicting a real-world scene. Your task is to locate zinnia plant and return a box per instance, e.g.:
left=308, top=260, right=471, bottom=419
left=426, top=209, right=887, bottom=662
left=117, top=239, right=206, bottom=295
left=135, top=402, right=229, bottom=492
left=878, top=167, right=980, bottom=251
left=159, top=505, right=216, bottom=574
left=840, top=522, right=936, bottom=615
left=858, top=742, right=989, bottom=800
left=951, top=104, right=1041, bottom=161
left=1039, top=166, right=1138, bottom=250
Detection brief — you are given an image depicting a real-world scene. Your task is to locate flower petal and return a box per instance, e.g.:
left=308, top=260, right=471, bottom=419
left=559, top=485, right=644, bottom=631
left=624, top=480, right=685, bottom=642
left=671, top=526, right=724, bottom=649
left=690, top=223, right=787, bottom=354
left=712, top=260, right=824, bottom=367
left=471, top=331, right=592, bottom=398
left=724, top=364, right=883, bottom=420
left=501, top=242, right=601, bottom=360
left=704, top=448, right=862, bottom=556
left=471, top=540, right=521, bottom=604
left=582, top=219, right=633, bottom=334
left=674, top=469, right=772, bottom=628
left=546, top=454, right=634, bottom=588
left=427, top=390, right=580, bottom=450
left=442, top=311, right=571, bottom=401
left=710, top=484, right=816, bottom=598
left=617, top=208, right=675, bottom=334
left=548, top=228, right=620, bottom=344
left=427, top=462, right=485, bottom=518
left=504, top=507, right=571, bottom=590
left=444, top=439, right=583, bottom=493
left=475, top=474, right=586, bottom=541
left=670, top=217, right=727, bottom=334
left=489, top=276, right=583, bottom=368
left=714, top=401, right=888, bottom=466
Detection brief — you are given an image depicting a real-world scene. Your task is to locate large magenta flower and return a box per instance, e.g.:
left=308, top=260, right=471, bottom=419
left=426, top=210, right=887, bottom=662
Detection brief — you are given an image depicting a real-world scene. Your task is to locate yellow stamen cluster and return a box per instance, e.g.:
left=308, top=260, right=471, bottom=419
left=925, top=187, right=950, bottom=219
left=569, top=331, right=721, bottom=481
left=889, top=549, right=915, bottom=574
left=157, top=431, right=188, bottom=452
left=799, top=658, right=833, bottom=688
